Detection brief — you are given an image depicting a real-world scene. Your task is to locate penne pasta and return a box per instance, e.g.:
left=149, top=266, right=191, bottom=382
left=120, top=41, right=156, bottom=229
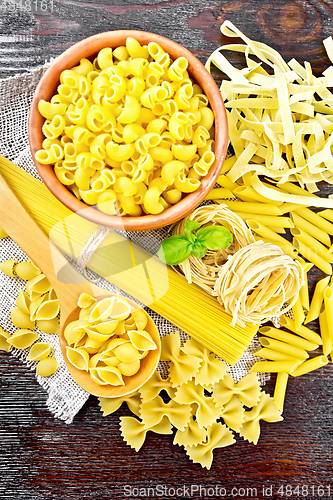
left=305, top=276, right=330, bottom=324
left=291, top=212, right=331, bottom=247
left=205, top=188, right=234, bottom=200
left=324, top=287, right=333, bottom=342
left=292, top=294, right=305, bottom=331
left=246, top=220, right=295, bottom=250
left=252, top=235, right=296, bottom=258
left=254, top=347, right=300, bottom=362
left=259, top=326, right=318, bottom=352
left=279, top=202, right=310, bottom=215
left=290, top=355, right=328, bottom=377
left=318, top=209, right=333, bottom=224
left=293, top=237, right=332, bottom=275
left=250, top=360, right=301, bottom=373
left=280, top=316, right=323, bottom=345
left=232, top=185, right=283, bottom=205
left=291, top=228, right=333, bottom=264
left=235, top=212, right=294, bottom=228
left=274, top=372, right=289, bottom=412
left=259, top=337, right=309, bottom=360
left=218, top=200, right=283, bottom=216
left=319, top=304, right=332, bottom=356
left=295, top=207, right=333, bottom=235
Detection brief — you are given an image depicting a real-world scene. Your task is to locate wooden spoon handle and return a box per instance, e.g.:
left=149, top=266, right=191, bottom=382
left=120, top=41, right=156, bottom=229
left=0, top=171, right=88, bottom=301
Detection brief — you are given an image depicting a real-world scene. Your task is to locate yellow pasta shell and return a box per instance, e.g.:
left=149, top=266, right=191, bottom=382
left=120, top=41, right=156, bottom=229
left=89, top=297, right=115, bottom=322
left=131, top=309, right=148, bottom=330
left=7, top=329, right=39, bottom=349
left=26, top=274, right=51, bottom=296
left=11, top=308, right=35, bottom=329
left=89, top=353, right=104, bottom=369
left=36, top=299, right=60, bottom=320
left=79, top=302, right=96, bottom=320
left=48, top=288, right=57, bottom=300
left=64, top=319, right=89, bottom=345
left=118, top=359, right=141, bottom=376
left=0, top=228, right=8, bottom=238
left=29, top=295, right=45, bottom=321
left=15, top=262, right=40, bottom=280
left=16, top=290, right=31, bottom=314
left=0, top=259, right=17, bottom=277
left=113, top=342, right=141, bottom=363
left=94, top=320, right=119, bottom=334
left=103, top=356, right=121, bottom=367
left=110, top=298, right=132, bottom=320
left=74, top=335, right=88, bottom=348
left=90, top=368, right=110, bottom=385
left=105, top=337, right=129, bottom=352
left=128, top=329, right=157, bottom=351
left=0, top=326, right=11, bottom=352
left=66, top=346, right=89, bottom=371
left=95, top=366, right=125, bottom=386
left=27, top=342, right=52, bottom=361
left=85, top=327, right=113, bottom=343
left=78, top=292, right=96, bottom=309
left=113, top=320, right=125, bottom=336
left=37, top=318, right=59, bottom=335
left=36, top=357, right=60, bottom=377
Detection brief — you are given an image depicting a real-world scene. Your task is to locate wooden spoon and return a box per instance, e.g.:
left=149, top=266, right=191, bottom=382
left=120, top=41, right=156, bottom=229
left=0, top=172, right=161, bottom=397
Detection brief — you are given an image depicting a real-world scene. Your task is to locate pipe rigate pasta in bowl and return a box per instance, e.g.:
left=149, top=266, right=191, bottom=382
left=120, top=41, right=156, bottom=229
left=29, top=30, right=228, bottom=231
left=59, top=293, right=161, bottom=398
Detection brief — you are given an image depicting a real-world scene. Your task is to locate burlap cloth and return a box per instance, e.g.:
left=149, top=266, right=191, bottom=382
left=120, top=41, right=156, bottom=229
left=0, top=64, right=269, bottom=424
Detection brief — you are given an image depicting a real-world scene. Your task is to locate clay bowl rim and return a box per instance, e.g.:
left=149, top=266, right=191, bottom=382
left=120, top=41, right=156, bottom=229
left=59, top=293, right=161, bottom=398
left=28, top=30, right=228, bottom=231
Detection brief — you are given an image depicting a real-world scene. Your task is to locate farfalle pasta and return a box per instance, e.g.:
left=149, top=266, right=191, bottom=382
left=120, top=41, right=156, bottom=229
left=35, top=38, right=216, bottom=216
left=140, top=395, right=192, bottom=431
left=160, top=332, right=202, bottom=387
left=64, top=294, right=157, bottom=386
left=185, top=422, right=235, bottom=470
left=181, top=338, right=228, bottom=387
left=239, top=393, right=283, bottom=445
left=99, top=392, right=141, bottom=417
left=212, top=373, right=261, bottom=408
left=174, top=380, right=223, bottom=429
left=120, top=416, right=173, bottom=452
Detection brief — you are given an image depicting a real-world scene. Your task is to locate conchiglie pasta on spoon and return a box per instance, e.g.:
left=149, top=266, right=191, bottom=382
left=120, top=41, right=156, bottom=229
left=0, top=172, right=161, bottom=398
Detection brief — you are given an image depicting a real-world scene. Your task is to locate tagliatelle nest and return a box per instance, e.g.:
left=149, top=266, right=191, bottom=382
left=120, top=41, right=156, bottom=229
left=213, top=241, right=304, bottom=328
left=172, top=204, right=255, bottom=293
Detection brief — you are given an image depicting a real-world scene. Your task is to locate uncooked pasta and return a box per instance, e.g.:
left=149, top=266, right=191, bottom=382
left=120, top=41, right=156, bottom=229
left=213, top=241, right=304, bottom=328
left=172, top=204, right=255, bottom=292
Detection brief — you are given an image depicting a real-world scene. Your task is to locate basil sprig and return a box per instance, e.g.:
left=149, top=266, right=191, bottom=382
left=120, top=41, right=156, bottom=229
left=158, top=221, right=233, bottom=266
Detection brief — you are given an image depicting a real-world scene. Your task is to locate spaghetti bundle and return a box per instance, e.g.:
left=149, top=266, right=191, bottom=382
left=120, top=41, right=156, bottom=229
left=213, top=241, right=304, bottom=328
left=172, top=204, right=255, bottom=293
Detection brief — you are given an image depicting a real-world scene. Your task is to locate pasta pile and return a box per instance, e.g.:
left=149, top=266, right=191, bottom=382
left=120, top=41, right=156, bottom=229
left=203, top=21, right=333, bottom=412
left=213, top=241, right=304, bottom=328
left=172, top=204, right=255, bottom=293
left=99, top=332, right=282, bottom=469
left=65, top=294, right=157, bottom=386
left=206, top=20, right=333, bottom=206
left=0, top=253, right=60, bottom=377
left=36, top=38, right=216, bottom=216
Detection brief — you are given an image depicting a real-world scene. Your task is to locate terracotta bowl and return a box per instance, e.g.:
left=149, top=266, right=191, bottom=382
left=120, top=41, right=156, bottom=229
left=29, top=30, right=228, bottom=231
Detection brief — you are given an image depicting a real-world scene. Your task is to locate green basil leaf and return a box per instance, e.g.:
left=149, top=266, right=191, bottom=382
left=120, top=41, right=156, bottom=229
left=191, top=243, right=208, bottom=259
left=184, top=220, right=201, bottom=237
left=158, top=235, right=193, bottom=265
left=196, top=225, right=233, bottom=250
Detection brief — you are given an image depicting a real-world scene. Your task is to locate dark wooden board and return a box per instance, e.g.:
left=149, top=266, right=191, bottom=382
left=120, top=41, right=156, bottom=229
left=1, top=1, right=333, bottom=498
